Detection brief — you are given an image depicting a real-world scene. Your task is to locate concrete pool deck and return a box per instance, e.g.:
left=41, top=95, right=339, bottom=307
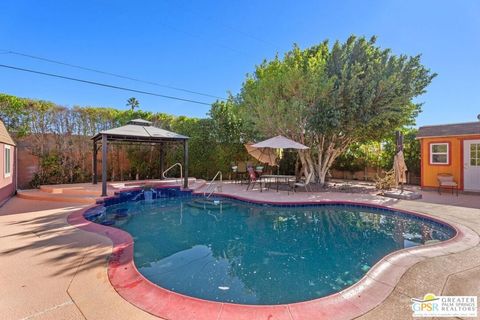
left=1, top=182, right=479, bottom=319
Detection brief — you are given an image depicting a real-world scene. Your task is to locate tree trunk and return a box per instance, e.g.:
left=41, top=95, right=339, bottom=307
left=294, top=154, right=302, bottom=179
left=317, top=168, right=328, bottom=185
left=315, top=143, right=343, bottom=186
left=298, top=150, right=316, bottom=181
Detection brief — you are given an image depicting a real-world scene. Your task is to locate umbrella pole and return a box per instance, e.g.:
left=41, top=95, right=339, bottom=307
left=396, top=131, right=404, bottom=193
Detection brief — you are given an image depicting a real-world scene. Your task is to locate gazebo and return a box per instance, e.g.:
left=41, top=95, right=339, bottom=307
left=91, top=119, right=189, bottom=196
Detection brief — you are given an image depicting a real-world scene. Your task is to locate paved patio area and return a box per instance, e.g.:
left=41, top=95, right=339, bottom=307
left=0, top=182, right=479, bottom=319
left=16, top=178, right=205, bottom=204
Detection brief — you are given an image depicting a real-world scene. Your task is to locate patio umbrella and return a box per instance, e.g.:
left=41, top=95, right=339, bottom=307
left=244, top=144, right=278, bottom=166
left=251, top=135, right=309, bottom=150
left=250, top=135, right=309, bottom=174
left=394, top=150, right=408, bottom=185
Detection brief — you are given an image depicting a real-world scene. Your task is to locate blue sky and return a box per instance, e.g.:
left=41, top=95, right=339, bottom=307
left=0, top=0, right=479, bottom=126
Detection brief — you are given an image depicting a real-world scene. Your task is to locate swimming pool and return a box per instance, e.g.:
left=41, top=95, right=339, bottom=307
left=84, top=188, right=455, bottom=305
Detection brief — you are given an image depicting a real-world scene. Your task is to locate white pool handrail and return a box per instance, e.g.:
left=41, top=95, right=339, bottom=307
left=162, top=162, right=183, bottom=184
left=204, top=171, right=222, bottom=199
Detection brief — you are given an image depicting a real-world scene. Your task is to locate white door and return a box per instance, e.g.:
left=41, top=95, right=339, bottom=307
left=464, top=139, right=480, bottom=191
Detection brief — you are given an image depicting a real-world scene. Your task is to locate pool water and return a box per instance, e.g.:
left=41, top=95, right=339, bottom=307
left=90, top=196, right=454, bottom=305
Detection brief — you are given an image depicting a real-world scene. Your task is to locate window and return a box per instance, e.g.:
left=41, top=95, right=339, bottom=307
left=430, top=143, right=449, bottom=165
left=4, top=145, right=11, bottom=177
left=471, top=143, right=480, bottom=166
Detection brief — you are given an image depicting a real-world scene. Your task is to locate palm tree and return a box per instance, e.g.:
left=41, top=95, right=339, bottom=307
left=126, top=97, right=139, bottom=111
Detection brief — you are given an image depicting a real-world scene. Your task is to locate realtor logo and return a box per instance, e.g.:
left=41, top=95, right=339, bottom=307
left=411, top=293, right=477, bottom=317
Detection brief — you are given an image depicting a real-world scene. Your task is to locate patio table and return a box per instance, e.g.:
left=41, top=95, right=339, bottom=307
left=259, top=174, right=296, bottom=194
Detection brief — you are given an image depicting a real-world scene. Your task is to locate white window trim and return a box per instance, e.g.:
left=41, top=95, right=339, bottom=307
left=4, top=145, right=11, bottom=178
left=430, top=142, right=449, bottom=165
left=470, top=143, right=480, bottom=167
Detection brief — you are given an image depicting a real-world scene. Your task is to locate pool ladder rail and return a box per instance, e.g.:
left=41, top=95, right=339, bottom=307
left=162, top=162, right=183, bottom=185
left=204, top=171, right=222, bottom=199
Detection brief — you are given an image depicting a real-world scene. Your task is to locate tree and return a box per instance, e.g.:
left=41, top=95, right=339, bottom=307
left=332, top=142, right=382, bottom=174
left=208, top=99, right=249, bottom=169
left=126, top=97, right=139, bottom=111
left=0, top=94, right=30, bottom=136
left=238, top=36, right=435, bottom=184
left=209, top=99, right=245, bottom=144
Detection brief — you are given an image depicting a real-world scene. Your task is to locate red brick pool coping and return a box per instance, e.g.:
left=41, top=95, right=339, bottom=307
left=67, top=190, right=479, bottom=320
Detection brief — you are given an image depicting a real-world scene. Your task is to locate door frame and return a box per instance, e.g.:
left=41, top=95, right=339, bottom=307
left=462, top=137, right=480, bottom=192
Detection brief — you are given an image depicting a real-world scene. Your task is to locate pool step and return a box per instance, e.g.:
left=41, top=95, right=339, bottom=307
left=187, top=198, right=234, bottom=210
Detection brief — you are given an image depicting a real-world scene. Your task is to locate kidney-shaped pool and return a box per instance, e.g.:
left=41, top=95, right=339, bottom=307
left=85, top=194, right=455, bottom=305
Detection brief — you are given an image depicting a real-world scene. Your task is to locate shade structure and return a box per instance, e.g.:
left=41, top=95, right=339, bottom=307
left=92, top=118, right=188, bottom=142
left=244, top=144, right=278, bottom=166
left=251, top=135, right=309, bottom=150
left=91, top=119, right=189, bottom=196
left=394, top=150, right=408, bottom=185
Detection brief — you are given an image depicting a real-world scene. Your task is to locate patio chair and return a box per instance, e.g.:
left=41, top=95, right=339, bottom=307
left=246, top=166, right=259, bottom=191
left=437, top=173, right=458, bottom=196
left=293, top=172, right=314, bottom=192
left=237, top=162, right=247, bottom=173
left=237, top=162, right=248, bottom=184
left=255, top=165, right=264, bottom=175
left=231, top=164, right=240, bottom=184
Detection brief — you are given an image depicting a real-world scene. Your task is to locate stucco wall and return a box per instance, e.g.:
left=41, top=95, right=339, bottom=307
left=420, top=135, right=480, bottom=190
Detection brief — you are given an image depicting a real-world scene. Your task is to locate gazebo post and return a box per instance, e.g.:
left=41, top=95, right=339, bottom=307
left=159, top=142, right=165, bottom=180
left=92, top=140, right=98, bottom=184
left=101, top=134, right=108, bottom=197
left=183, top=140, right=189, bottom=188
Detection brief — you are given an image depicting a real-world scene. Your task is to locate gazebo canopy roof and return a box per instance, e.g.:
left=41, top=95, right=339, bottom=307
left=92, top=119, right=188, bottom=143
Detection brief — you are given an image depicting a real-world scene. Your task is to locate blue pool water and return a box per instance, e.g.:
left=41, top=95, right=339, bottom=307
left=87, top=191, right=454, bottom=305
